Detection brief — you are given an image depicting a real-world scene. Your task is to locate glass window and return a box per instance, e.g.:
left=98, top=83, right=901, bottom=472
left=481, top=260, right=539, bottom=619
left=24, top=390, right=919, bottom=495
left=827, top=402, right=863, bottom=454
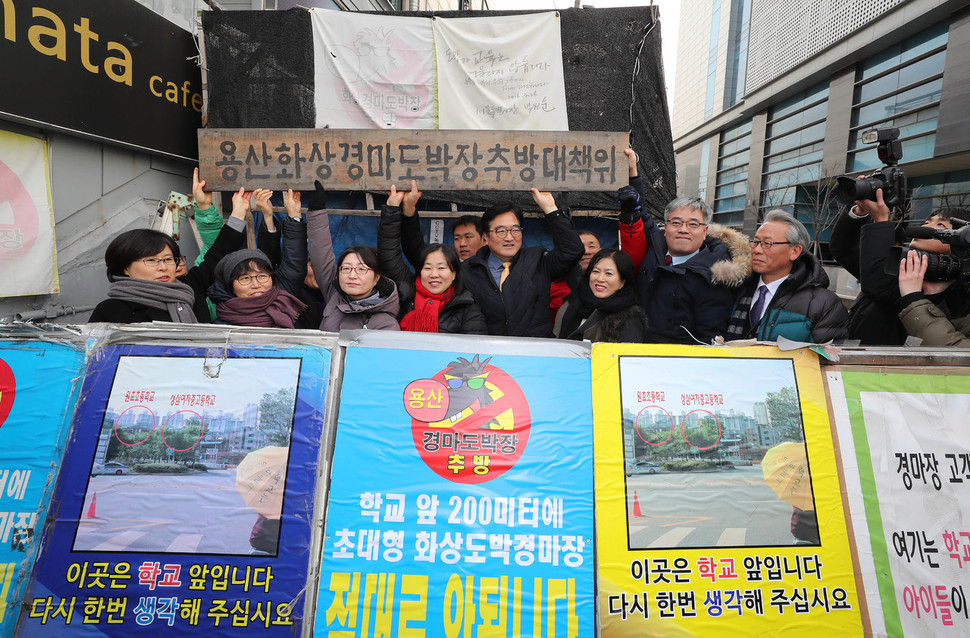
left=853, top=78, right=943, bottom=127
left=770, top=82, right=829, bottom=121
left=859, top=21, right=948, bottom=80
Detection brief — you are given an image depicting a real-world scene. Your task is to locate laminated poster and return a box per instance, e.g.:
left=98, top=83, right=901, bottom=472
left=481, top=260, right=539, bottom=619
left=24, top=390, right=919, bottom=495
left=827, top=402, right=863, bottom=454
left=315, top=346, right=595, bottom=636
left=0, top=341, right=86, bottom=637
left=593, top=344, right=863, bottom=637
left=828, top=368, right=970, bottom=637
left=17, top=342, right=330, bottom=636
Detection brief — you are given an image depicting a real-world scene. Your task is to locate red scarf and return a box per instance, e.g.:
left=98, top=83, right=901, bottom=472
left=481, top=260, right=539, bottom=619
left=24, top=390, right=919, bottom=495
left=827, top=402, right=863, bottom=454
left=400, top=278, right=455, bottom=333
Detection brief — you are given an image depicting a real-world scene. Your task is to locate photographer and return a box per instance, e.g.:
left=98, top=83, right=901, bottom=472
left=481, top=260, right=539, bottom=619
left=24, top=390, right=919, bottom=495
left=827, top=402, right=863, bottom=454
left=898, top=249, right=970, bottom=346
left=830, top=187, right=970, bottom=344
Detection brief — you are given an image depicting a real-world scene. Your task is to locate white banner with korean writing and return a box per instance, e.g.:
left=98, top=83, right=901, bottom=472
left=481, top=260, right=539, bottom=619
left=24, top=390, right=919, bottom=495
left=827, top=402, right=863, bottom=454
left=0, top=130, right=58, bottom=296
left=433, top=12, right=568, bottom=130
left=310, top=10, right=435, bottom=129
left=828, top=369, right=970, bottom=637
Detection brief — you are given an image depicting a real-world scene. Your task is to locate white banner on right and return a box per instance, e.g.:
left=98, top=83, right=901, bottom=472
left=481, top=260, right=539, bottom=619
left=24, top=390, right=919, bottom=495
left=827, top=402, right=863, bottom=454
left=433, top=12, right=569, bottom=130
left=827, top=367, right=970, bottom=637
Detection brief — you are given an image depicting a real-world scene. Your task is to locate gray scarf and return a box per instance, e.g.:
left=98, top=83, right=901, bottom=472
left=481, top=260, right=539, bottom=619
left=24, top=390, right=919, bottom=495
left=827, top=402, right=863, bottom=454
left=107, top=277, right=199, bottom=323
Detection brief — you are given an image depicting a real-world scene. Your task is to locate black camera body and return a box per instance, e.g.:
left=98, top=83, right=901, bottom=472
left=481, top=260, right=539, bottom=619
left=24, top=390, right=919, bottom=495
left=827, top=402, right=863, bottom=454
left=887, top=226, right=970, bottom=282
left=887, top=246, right=970, bottom=282
left=837, top=128, right=907, bottom=208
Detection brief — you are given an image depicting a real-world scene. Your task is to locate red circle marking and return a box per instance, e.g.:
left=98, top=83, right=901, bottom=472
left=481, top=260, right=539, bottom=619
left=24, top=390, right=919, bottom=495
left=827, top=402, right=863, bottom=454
left=0, top=160, right=40, bottom=268
left=0, top=359, right=15, bottom=429
left=410, top=363, right=530, bottom=484
left=635, top=405, right=674, bottom=446
left=403, top=378, right=450, bottom=422
left=682, top=409, right=723, bottom=451
left=113, top=406, right=157, bottom=446
left=161, top=410, right=206, bottom=452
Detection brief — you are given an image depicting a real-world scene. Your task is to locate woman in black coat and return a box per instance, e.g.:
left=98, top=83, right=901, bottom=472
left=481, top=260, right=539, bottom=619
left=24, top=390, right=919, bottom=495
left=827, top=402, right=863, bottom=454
left=205, top=189, right=319, bottom=330
left=377, top=183, right=487, bottom=335
left=89, top=189, right=249, bottom=324
left=556, top=248, right=648, bottom=343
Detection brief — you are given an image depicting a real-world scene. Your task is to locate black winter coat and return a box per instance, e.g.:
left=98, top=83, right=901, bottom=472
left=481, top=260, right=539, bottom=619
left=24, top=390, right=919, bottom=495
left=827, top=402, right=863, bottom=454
left=559, top=300, right=648, bottom=343
left=461, top=210, right=584, bottom=337
left=830, top=211, right=970, bottom=345
left=621, top=216, right=735, bottom=344
left=89, top=222, right=244, bottom=324
left=378, top=205, right=487, bottom=334
left=728, top=254, right=848, bottom=343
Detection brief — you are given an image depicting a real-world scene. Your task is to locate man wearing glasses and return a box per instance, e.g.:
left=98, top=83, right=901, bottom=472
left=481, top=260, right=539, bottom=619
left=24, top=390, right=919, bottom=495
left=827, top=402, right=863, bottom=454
left=462, top=188, right=583, bottom=336
left=618, top=190, right=747, bottom=343
left=724, top=210, right=847, bottom=343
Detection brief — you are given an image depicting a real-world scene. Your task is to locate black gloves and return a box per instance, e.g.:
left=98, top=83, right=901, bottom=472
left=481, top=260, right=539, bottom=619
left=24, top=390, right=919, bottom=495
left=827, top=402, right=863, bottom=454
left=306, top=180, right=328, bottom=211
left=617, top=185, right=642, bottom=225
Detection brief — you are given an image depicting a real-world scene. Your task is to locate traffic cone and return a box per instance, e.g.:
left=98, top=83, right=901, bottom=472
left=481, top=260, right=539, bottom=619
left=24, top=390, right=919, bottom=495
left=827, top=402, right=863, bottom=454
left=85, top=492, right=98, bottom=519
left=632, top=490, right=643, bottom=518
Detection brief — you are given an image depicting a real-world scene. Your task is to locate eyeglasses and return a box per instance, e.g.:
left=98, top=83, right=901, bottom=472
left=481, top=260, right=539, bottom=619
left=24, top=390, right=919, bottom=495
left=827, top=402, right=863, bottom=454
left=446, top=377, right=486, bottom=389
left=751, top=239, right=793, bottom=250
left=489, top=226, right=522, bottom=239
left=140, top=257, right=178, bottom=267
left=339, top=265, right=373, bottom=275
left=236, top=273, right=271, bottom=285
left=177, top=257, right=186, bottom=265
left=665, top=218, right=707, bottom=230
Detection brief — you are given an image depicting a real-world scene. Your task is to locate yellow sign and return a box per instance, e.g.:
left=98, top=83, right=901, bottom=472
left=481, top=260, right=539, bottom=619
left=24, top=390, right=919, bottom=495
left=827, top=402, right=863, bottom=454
left=593, top=344, right=863, bottom=636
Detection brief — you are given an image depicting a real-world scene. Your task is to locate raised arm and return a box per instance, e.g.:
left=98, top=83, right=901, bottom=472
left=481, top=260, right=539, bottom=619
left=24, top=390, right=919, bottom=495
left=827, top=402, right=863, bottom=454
left=533, top=188, right=584, bottom=281
left=253, top=189, right=282, bottom=268
left=191, top=167, right=226, bottom=267
left=399, top=180, right=426, bottom=268
left=378, top=185, right=418, bottom=300
left=273, top=190, right=311, bottom=297
left=304, top=181, right=339, bottom=301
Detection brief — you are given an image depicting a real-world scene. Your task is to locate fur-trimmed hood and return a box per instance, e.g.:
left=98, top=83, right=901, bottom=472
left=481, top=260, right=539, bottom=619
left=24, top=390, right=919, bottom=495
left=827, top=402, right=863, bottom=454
left=708, top=223, right=752, bottom=287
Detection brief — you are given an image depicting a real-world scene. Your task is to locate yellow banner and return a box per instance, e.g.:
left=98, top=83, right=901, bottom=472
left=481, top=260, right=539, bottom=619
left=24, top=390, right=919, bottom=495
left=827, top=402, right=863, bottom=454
left=593, top=344, right=863, bottom=636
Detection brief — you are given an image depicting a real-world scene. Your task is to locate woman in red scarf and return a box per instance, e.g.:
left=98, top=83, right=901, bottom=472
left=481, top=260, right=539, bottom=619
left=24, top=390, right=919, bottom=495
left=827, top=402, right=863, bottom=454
left=378, top=183, right=487, bottom=334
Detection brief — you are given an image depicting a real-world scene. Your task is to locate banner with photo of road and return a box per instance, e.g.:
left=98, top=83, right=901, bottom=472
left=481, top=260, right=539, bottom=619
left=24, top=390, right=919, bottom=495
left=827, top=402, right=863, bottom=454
left=0, top=340, right=86, bottom=637
left=314, top=346, right=595, bottom=636
left=827, top=368, right=970, bottom=638
left=592, top=344, right=863, bottom=636
left=17, top=342, right=331, bottom=636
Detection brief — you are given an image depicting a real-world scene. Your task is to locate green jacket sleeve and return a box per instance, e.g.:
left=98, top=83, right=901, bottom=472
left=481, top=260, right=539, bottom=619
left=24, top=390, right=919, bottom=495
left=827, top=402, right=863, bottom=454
left=193, top=204, right=225, bottom=267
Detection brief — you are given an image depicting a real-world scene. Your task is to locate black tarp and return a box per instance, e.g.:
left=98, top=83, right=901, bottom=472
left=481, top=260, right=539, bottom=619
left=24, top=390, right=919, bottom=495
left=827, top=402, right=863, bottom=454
left=202, top=7, right=675, bottom=215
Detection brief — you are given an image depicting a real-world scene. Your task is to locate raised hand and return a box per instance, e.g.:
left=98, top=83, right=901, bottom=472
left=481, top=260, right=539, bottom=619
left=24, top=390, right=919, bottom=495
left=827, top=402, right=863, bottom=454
left=192, top=167, right=212, bottom=209
left=530, top=188, right=557, bottom=215
left=402, top=180, right=423, bottom=217
left=284, top=189, right=302, bottom=219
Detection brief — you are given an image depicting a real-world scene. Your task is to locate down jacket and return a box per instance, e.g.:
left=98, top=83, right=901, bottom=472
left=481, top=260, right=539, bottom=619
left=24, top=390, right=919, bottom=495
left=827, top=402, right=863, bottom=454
left=898, top=294, right=970, bottom=347
left=620, top=212, right=751, bottom=344
left=377, top=204, right=487, bottom=334
left=306, top=208, right=400, bottom=332
left=726, top=251, right=848, bottom=343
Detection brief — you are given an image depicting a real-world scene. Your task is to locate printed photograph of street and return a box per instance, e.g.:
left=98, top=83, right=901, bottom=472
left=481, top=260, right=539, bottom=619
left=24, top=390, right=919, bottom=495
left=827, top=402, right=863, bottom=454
left=619, top=356, right=817, bottom=549
left=72, top=355, right=302, bottom=555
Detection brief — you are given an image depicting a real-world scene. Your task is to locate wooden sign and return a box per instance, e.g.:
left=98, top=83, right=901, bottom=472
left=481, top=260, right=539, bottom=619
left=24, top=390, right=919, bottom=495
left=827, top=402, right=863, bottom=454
left=198, top=128, right=630, bottom=191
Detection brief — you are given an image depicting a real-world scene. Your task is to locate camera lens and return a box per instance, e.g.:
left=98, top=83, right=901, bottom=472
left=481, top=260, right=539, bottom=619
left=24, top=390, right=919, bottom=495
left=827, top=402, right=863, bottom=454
left=836, top=175, right=885, bottom=204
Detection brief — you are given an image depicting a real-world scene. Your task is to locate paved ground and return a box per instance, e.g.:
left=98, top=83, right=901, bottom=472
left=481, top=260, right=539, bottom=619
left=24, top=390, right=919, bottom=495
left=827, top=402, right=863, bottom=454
left=625, top=466, right=802, bottom=549
left=74, top=471, right=261, bottom=555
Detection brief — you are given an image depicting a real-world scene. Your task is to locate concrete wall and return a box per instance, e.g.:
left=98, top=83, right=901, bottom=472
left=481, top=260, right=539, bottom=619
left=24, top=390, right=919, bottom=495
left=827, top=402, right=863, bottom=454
left=0, top=125, right=196, bottom=324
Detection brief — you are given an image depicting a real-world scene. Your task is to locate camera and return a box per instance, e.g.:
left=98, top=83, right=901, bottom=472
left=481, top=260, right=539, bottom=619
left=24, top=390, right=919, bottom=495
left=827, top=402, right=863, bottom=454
left=836, top=128, right=907, bottom=208
left=887, top=246, right=970, bottom=282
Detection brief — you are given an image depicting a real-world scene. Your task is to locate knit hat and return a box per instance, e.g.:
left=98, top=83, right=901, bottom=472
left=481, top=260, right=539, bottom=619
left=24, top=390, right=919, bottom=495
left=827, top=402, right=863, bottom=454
left=214, top=249, right=272, bottom=286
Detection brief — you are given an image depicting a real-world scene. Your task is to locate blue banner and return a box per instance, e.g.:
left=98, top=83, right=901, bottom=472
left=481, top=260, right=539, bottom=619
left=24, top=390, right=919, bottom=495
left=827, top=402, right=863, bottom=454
left=315, top=347, right=595, bottom=636
left=0, top=341, right=86, bottom=637
left=18, top=343, right=331, bottom=636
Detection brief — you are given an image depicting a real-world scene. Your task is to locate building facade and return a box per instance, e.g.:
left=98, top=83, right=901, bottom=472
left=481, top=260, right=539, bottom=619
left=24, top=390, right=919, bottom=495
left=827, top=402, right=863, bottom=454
left=672, top=0, right=970, bottom=269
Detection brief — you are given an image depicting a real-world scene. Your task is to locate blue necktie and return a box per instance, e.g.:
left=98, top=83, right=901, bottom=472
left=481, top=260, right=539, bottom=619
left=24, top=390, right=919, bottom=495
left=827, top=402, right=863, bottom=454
left=749, top=285, right=769, bottom=326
